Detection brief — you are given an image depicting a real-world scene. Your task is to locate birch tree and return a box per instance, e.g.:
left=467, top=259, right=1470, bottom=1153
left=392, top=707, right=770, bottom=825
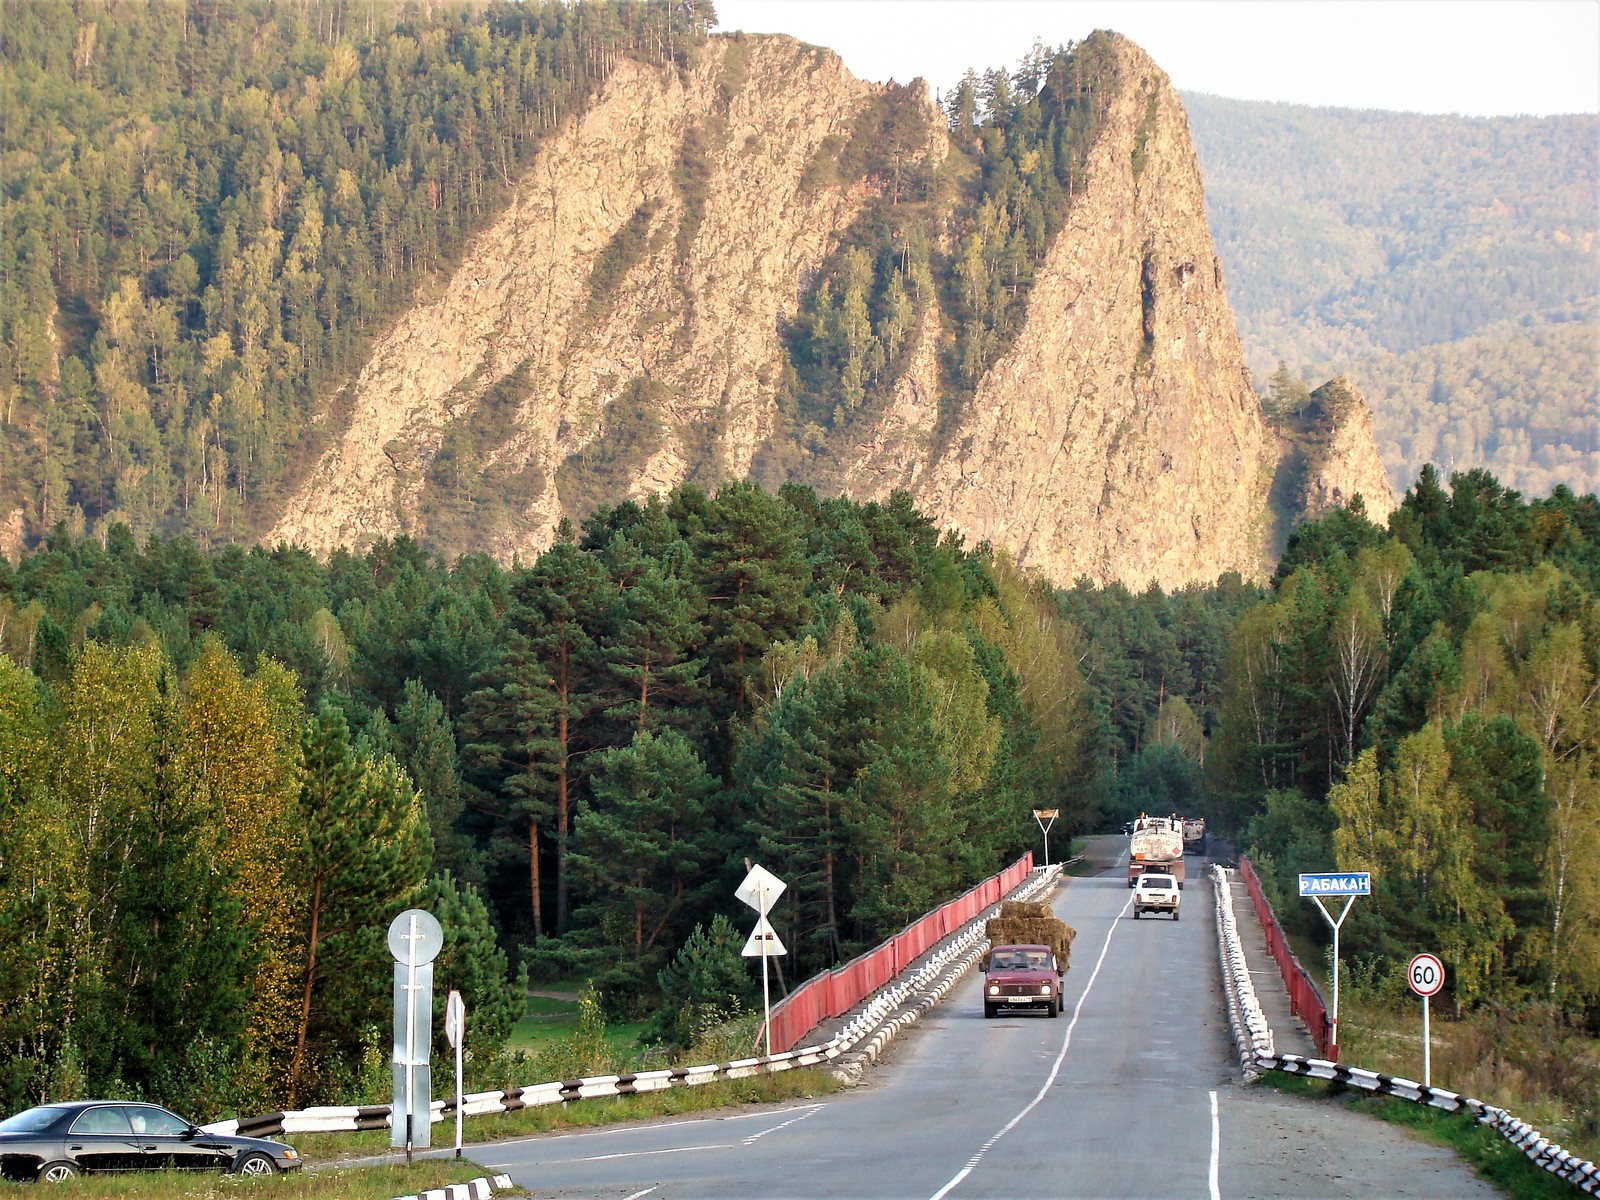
left=1326, top=590, right=1387, bottom=772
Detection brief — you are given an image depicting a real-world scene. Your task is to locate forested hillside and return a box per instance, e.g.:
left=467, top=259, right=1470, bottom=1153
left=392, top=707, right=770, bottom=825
left=1218, top=471, right=1599, bottom=1005
left=1214, top=472, right=1600, bottom=1144
left=0, top=0, right=711, bottom=551
left=1185, top=94, right=1598, bottom=498
left=0, top=482, right=1110, bottom=1115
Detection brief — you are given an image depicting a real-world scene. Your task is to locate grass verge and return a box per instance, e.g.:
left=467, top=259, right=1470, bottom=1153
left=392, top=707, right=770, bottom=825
left=505, top=995, right=645, bottom=1054
left=1258, top=1071, right=1577, bottom=1200
left=0, top=1161, right=522, bottom=1198
left=292, top=1068, right=842, bottom=1164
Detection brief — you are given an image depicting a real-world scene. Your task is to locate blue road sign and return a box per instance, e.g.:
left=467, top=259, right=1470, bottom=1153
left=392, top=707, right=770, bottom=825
left=1299, top=872, right=1371, bottom=897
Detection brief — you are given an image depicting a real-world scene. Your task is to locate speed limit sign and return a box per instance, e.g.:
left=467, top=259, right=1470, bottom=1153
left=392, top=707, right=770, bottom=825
left=1408, top=952, right=1444, bottom=997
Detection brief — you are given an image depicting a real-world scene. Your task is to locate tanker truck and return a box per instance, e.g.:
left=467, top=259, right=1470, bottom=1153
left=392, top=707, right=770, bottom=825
left=1128, top=814, right=1186, bottom=889
left=1182, top=817, right=1207, bottom=855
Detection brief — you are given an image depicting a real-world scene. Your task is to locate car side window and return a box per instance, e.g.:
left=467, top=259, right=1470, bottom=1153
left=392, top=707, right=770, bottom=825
left=135, top=1107, right=191, bottom=1137
left=70, top=1107, right=133, bottom=1135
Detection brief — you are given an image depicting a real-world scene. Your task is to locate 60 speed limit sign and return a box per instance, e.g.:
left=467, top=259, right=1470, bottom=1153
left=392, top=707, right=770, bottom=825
left=1407, top=952, right=1444, bottom=997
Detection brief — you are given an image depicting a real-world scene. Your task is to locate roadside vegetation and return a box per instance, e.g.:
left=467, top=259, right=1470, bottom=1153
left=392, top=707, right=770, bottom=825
left=292, top=1070, right=841, bottom=1167
left=1282, top=934, right=1599, bottom=1166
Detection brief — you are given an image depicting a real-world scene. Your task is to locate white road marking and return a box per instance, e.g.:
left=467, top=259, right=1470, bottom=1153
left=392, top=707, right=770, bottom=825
left=577, top=1143, right=733, bottom=1163
left=1209, top=1089, right=1222, bottom=1200
left=483, top=1101, right=824, bottom=1170
left=740, top=1103, right=823, bottom=1144
left=466, top=1102, right=819, bottom=1154
left=927, top=888, right=1135, bottom=1200
left=623, top=1189, right=659, bottom=1200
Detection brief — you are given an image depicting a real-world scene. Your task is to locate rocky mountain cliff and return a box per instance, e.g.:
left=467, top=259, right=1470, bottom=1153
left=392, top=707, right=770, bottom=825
left=270, top=31, right=1393, bottom=587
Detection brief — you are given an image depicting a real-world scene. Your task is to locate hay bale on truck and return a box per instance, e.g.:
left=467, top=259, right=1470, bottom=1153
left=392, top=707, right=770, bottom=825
left=999, top=899, right=1054, bottom=921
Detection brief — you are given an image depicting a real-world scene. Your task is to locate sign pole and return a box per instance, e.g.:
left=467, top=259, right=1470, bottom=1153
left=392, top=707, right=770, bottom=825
left=450, top=992, right=464, bottom=1158
left=1310, top=893, right=1357, bottom=1054
left=1407, top=952, right=1443, bottom=1087
left=405, top=912, right=416, bottom=1165
left=1300, top=873, right=1371, bottom=1061
left=388, top=908, right=441, bottom=1159
left=1422, top=993, right=1431, bottom=1087
left=737, top=863, right=787, bottom=1058
left=1032, top=810, right=1059, bottom=868
left=760, top=880, right=771, bottom=1057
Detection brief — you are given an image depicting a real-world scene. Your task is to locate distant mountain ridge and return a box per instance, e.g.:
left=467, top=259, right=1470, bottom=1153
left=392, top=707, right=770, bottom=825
left=269, top=31, right=1392, bottom=586
left=1184, top=93, right=1599, bottom=498
left=0, top=5, right=1395, bottom=583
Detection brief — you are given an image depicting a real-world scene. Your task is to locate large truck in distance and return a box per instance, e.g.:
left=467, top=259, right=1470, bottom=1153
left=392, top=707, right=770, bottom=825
left=1182, top=817, right=1207, bottom=854
left=1128, top=814, right=1186, bottom=889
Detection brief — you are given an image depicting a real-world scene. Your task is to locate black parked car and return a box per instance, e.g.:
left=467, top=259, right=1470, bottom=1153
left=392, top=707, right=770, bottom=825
left=0, top=1101, right=301, bottom=1182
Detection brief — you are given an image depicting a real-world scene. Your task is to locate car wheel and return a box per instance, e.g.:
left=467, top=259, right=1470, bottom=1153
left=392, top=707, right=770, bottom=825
left=37, top=1161, right=81, bottom=1182
left=234, top=1152, right=278, bottom=1177
left=983, top=1003, right=997, bottom=1019
left=1049, top=999, right=1060, bottom=1018
left=1133, top=908, right=1141, bottom=918
left=1173, top=910, right=1181, bottom=921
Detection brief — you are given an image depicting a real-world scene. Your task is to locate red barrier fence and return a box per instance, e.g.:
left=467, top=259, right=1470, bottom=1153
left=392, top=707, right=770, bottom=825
left=766, top=853, right=1035, bottom=1053
left=1239, top=857, right=1335, bottom=1059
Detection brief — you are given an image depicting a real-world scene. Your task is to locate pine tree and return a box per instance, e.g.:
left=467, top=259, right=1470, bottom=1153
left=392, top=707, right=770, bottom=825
left=650, top=914, right=759, bottom=1051
left=507, top=538, right=613, bottom=934
left=423, top=871, right=523, bottom=1060
left=596, top=533, right=708, bottom=744
left=395, top=679, right=476, bottom=885
left=569, top=730, right=717, bottom=956
left=462, top=619, right=559, bottom=939
left=690, top=482, right=809, bottom=729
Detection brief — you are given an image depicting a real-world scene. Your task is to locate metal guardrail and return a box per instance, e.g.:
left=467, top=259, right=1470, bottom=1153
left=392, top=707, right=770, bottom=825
left=768, top=853, right=1034, bottom=1053
left=1262, top=1054, right=1599, bottom=1194
left=1211, top=864, right=1272, bottom=1078
left=1238, top=855, right=1333, bottom=1057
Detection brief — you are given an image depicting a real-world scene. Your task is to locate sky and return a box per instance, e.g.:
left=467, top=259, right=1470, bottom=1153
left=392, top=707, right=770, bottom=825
left=711, top=1, right=1600, bottom=118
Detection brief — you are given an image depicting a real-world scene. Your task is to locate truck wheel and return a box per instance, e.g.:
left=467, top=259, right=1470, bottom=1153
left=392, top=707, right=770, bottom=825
left=984, top=1003, right=996, bottom=1019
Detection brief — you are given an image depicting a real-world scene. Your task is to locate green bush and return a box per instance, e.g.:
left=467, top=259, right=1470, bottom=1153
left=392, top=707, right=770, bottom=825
left=649, top=915, right=760, bottom=1050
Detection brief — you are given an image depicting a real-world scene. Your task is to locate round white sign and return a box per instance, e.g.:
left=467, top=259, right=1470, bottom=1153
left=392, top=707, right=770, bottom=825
left=387, top=908, right=444, bottom=966
left=1407, top=952, right=1444, bottom=997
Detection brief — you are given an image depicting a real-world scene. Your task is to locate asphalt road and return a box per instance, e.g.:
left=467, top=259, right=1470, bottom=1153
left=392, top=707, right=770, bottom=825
left=467, top=840, right=1496, bottom=1199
